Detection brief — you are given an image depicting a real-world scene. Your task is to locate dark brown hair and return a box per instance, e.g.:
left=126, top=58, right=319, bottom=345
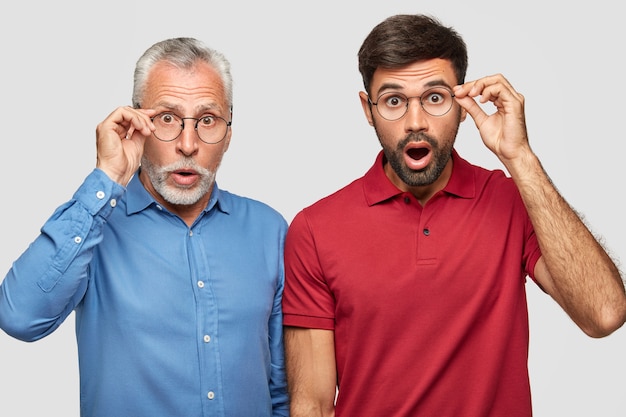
left=358, top=14, right=468, bottom=93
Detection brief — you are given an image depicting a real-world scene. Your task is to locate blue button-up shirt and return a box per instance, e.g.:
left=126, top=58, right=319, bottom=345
left=0, top=169, right=289, bottom=417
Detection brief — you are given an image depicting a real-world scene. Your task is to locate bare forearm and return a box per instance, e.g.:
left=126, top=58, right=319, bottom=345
left=454, top=73, right=626, bottom=335
left=285, top=327, right=336, bottom=417
left=507, top=152, right=626, bottom=336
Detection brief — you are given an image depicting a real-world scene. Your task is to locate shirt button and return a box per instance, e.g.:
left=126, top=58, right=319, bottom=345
left=110, top=199, right=117, bottom=207
left=423, top=228, right=430, bottom=236
left=96, top=191, right=105, bottom=200
left=203, top=335, right=211, bottom=343
left=404, top=196, right=411, bottom=204
left=197, top=281, right=204, bottom=288
left=74, top=236, right=82, bottom=244
left=207, top=391, right=215, bottom=400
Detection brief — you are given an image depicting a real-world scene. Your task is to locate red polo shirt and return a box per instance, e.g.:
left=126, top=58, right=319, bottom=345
left=283, top=150, right=542, bottom=417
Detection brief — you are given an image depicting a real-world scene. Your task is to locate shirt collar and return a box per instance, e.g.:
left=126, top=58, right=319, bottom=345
left=363, top=149, right=476, bottom=206
left=125, top=170, right=230, bottom=216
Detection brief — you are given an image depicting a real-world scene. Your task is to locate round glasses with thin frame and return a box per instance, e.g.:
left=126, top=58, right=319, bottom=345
left=151, top=112, right=232, bottom=144
left=369, top=87, right=456, bottom=120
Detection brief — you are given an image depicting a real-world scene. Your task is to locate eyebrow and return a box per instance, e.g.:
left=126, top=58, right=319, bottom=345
left=376, top=79, right=452, bottom=95
left=154, top=102, right=223, bottom=116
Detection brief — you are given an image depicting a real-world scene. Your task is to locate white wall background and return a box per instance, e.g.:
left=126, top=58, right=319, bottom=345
left=1, top=1, right=624, bottom=416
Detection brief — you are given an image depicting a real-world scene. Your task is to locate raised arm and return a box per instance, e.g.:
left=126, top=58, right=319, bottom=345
left=0, top=106, right=156, bottom=341
left=95, top=106, right=155, bottom=186
left=454, top=74, right=626, bottom=337
left=284, top=327, right=337, bottom=417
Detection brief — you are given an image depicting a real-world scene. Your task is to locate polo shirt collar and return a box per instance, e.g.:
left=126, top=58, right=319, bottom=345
left=363, top=149, right=476, bottom=206
left=125, top=170, right=230, bottom=216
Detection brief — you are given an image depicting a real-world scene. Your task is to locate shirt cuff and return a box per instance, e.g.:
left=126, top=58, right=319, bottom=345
left=71, top=168, right=125, bottom=218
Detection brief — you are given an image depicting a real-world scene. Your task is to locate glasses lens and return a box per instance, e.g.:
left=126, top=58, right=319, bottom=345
left=151, top=113, right=230, bottom=144
left=421, top=87, right=454, bottom=117
left=196, top=116, right=228, bottom=144
left=376, top=92, right=408, bottom=121
left=153, top=113, right=182, bottom=142
left=374, top=88, right=454, bottom=120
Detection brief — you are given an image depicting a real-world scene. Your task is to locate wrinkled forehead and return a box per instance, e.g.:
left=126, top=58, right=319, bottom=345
left=141, top=61, right=229, bottom=115
left=370, top=59, right=457, bottom=96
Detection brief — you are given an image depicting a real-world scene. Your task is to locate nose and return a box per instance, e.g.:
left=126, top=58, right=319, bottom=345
left=176, top=119, right=200, bottom=156
left=403, top=97, right=429, bottom=133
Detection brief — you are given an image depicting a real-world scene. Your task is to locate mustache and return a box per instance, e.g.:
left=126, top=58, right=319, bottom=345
left=399, top=132, right=436, bottom=148
left=162, top=158, right=211, bottom=176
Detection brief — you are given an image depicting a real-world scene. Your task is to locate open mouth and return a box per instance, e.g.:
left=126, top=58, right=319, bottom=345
left=171, top=169, right=199, bottom=186
left=407, top=147, right=429, bottom=161
left=403, top=142, right=432, bottom=171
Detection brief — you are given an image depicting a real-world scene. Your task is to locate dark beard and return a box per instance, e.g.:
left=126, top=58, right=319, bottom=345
left=381, top=132, right=454, bottom=187
left=371, top=104, right=462, bottom=188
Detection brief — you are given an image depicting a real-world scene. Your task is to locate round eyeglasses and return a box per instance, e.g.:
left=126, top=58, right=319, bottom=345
left=369, top=87, right=456, bottom=120
left=150, top=112, right=232, bottom=144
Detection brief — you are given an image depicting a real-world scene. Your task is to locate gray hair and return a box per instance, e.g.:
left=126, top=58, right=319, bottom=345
left=132, top=37, right=233, bottom=111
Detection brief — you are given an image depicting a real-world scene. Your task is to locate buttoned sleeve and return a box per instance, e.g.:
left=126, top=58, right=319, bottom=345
left=0, top=169, right=125, bottom=341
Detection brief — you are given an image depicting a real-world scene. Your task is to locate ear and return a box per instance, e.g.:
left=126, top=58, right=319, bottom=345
left=223, top=124, right=232, bottom=152
left=459, top=106, right=468, bottom=123
left=223, top=110, right=233, bottom=152
left=359, top=91, right=374, bottom=126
